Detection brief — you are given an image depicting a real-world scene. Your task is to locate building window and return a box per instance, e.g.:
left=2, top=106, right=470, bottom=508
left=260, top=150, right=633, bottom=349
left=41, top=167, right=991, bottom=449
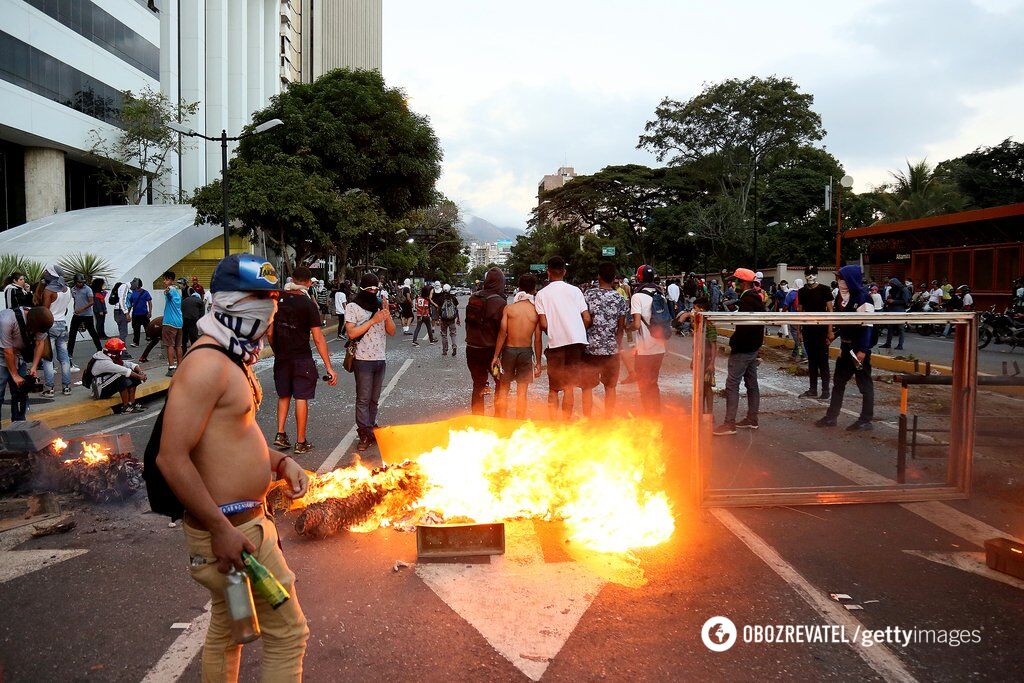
left=24, top=0, right=160, bottom=79
left=0, top=31, right=125, bottom=127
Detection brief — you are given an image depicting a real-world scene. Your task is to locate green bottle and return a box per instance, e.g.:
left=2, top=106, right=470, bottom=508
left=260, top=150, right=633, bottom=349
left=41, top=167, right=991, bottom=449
left=242, top=551, right=290, bottom=610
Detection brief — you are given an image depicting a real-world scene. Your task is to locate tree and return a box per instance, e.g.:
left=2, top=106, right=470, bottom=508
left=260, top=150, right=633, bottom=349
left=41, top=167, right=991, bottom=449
left=638, top=76, right=825, bottom=219
left=88, top=87, right=199, bottom=204
left=876, top=160, right=965, bottom=222
left=934, top=138, right=1024, bottom=209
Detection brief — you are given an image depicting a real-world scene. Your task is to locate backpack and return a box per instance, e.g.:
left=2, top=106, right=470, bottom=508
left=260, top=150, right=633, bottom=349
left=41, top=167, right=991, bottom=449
left=143, top=344, right=253, bottom=521
left=465, top=293, right=502, bottom=346
left=639, top=288, right=673, bottom=341
left=108, top=283, right=123, bottom=306
left=440, top=296, right=457, bottom=321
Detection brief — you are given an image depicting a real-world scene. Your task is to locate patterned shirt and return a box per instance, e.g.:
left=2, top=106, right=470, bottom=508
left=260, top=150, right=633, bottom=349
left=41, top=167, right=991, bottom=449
left=583, top=287, right=629, bottom=356
left=345, top=302, right=387, bottom=361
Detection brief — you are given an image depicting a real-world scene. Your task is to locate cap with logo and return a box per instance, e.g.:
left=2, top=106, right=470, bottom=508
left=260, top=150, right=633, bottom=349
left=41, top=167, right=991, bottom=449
left=210, top=253, right=280, bottom=293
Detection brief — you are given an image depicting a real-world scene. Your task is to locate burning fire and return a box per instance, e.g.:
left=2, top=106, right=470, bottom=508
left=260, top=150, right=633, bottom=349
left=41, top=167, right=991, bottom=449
left=50, top=438, right=111, bottom=465
left=290, top=419, right=676, bottom=553
left=51, top=438, right=68, bottom=454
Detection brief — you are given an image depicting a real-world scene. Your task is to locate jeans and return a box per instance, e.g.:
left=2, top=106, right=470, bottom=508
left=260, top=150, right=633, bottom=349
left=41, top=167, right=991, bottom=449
left=802, top=326, right=831, bottom=394
left=353, top=359, right=386, bottom=439
left=412, top=316, right=435, bottom=343
left=439, top=320, right=457, bottom=353
left=724, top=350, right=760, bottom=425
left=788, top=324, right=802, bottom=357
left=42, top=320, right=72, bottom=390
left=635, top=352, right=665, bottom=414
left=466, top=345, right=495, bottom=415
left=68, top=314, right=101, bottom=357
left=113, top=310, right=129, bottom=342
left=882, top=322, right=905, bottom=348
left=826, top=347, right=874, bottom=422
left=0, top=358, right=30, bottom=421
left=184, top=517, right=308, bottom=681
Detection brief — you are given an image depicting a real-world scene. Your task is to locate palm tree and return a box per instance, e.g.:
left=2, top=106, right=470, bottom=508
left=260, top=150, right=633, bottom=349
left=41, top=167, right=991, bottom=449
left=878, top=160, right=965, bottom=222
left=57, top=252, right=115, bottom=282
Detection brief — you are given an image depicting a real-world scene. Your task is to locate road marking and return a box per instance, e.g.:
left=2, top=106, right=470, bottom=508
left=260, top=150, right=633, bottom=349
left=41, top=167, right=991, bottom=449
left=0, top=514, right=88, bottom=584
left=903, top=551, right=1024, bottom=591
left=317, top=358, right=413, bottom=473
left=416, top=521, right=605, bottom=681
left=139, top=603, right=211, bottom=683
left=86, top=408, right=160, bottom=435
left=712, top=509, right=917, bottom=683
left=799, top=450, right=1023, bottom=547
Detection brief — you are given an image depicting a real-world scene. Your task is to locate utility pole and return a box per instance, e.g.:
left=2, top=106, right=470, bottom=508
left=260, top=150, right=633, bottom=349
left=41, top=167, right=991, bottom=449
left=835, top=175, right=854, bottom=271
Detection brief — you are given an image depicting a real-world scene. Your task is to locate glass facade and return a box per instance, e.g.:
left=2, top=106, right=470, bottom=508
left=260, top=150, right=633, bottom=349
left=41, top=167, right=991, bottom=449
left=24, top=0, right=159, bottom=78
left=0, top=30, right=125, bottom=127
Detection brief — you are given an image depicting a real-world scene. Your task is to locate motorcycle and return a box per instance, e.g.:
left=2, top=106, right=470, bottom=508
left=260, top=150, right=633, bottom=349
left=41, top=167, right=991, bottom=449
left=908, top=298, right=941, bottom=336
left=978, top=306, right=1024, bottom=350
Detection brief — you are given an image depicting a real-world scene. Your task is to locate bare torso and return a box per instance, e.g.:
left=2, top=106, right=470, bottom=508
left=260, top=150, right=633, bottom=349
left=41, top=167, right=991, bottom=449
left=505, top=300, right=538, bottom=347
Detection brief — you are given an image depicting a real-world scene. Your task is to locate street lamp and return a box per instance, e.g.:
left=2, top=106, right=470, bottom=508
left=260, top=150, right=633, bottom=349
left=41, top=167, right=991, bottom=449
left=835, top=175, right=854, bottom=270
left=167, top=118, right=284, bottom=257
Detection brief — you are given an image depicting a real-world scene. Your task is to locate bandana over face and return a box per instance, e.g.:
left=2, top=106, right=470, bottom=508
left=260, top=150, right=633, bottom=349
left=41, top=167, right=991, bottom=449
left=196, top=291, right=276, bottom=365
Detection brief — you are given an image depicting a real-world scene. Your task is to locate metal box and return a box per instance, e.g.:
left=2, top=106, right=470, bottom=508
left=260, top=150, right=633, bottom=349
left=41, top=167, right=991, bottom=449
left=416, top=522, right=506, bottom=560
left=0, top=421, right=59, bottom=453
left=985, top=537, right=1024, bottom=581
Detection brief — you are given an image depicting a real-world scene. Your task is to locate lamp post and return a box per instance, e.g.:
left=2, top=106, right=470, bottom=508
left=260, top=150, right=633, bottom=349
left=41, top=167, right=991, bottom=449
left=834, top=175, right=854, bottom=271
left=167, top=118, right=284, bottom=257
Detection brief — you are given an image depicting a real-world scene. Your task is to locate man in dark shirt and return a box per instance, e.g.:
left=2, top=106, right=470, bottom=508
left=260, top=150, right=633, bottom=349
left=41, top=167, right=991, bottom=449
left=714, top=268, right=765, bottom=436
left=464, top=268, right=506, bottom=415
left=797, top=266, right=834, bottom=399
left=268, top=267, right=337, bottom=454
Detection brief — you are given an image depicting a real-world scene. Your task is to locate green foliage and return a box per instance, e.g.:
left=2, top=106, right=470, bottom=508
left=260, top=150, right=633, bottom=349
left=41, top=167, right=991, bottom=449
left=0, top=254, right=45, bottom=285
left=88, top=86, right=199, bottom=204
left=876, top=160, right=965, bottom=222
left=934, top=138, right=1024, bottom=209
left=57, top=252, right=115, bottom=282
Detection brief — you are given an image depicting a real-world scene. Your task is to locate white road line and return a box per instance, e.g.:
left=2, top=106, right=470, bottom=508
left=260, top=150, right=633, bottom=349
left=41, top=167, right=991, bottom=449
left=86, top=409, right=160, bottom=436
left=712, top=509, right=917, bottom=683
left=317, top=358, right=413, bottom=474
left=139, top=603, right=211, bottom=683
left=799, top=450, right=1023, bottom=547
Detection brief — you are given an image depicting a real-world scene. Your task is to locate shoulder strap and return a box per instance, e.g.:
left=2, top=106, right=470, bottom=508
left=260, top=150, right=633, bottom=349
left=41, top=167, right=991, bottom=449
left=13, top=308, right=31, bottom=348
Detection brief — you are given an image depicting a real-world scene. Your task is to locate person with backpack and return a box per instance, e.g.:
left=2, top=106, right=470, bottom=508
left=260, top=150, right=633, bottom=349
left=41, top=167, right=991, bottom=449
left=107, top=279, right=132, bottom=347
left=535, top=256, right=591, bottom=420
left=0, top=305, right=53, bottom=421
left=714, top=268, right=766, bottom=435
left=465, top=267, right=507, bottom=415
left=86, top=337, right=147, bottom=413
left=411, top=285, right=437, bottom=347
left=68, top=274, right=102, bottom=359
left=150, top=253, right=310, bottom=680
left=436, top=284, right=461, bottom=356
left=628, top=264, right=670, bottom=414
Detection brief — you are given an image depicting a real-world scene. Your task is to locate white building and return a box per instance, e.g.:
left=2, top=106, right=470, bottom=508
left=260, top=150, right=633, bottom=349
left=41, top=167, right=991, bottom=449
left=301, top=0, right=382, bottom=81
left=0, top=0, right=160, bottom=228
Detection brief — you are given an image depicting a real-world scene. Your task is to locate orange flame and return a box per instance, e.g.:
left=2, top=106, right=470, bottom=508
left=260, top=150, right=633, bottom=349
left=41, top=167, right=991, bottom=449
left=76, top=442, right=111, bottom=465
left=52, top=438, right=68, bottom=454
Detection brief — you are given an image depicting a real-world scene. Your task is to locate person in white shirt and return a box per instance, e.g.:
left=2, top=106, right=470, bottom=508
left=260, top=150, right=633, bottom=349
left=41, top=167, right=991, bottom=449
left=927, top=280, right=944, bottom=309
left=666, top=279, right=681, bottom=318
left=534, top=256, right=591, bottom=420
left=629, top=264, right=668, bottom=413
left=333, top=285, right=347, bottom=340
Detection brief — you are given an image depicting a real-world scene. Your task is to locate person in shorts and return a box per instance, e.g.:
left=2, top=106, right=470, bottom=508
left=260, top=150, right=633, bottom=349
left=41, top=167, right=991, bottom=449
left=534, top=256, right=590, bottom=420
left=492, top=274, right=542, bottom=419
left=269, top=267, right=338, bottom=454
left=161, top=271, right=183, bottom=376
left=581, top=262, right=629, bottom=417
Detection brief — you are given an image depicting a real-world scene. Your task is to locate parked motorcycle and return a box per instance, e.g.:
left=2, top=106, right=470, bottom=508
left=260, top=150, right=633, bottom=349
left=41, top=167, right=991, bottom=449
left=978, top=306, right=1024, bottom=350
left=908, top=298, right=941, bottom=336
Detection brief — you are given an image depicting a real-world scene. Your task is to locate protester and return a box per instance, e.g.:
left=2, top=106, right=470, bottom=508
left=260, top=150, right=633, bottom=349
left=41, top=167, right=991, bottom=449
left=269, top=267, right=338, bottom=455
left=676, top=295, right=718, bottom=413
left=127, top=278, right=153, bottom=348
left=464, top=268, right=507, bottom=415
left=492, top=274, right=542, bottom=419
left=535, top=256, right=590, bottom=420
left=722, top=280, right=739, bottom=311
left=189, top=275, right=205, bottom=300
left=108, top=279, right=132, bottom=345
left=181, top=286, right=205, bottom=351
left=345, top=273, right=396, bottom=452
left=784, top=278, right=804, bottom=361
left=3, top=272, right=33, bottom=310
left=615, top=277, right=637, bottom=384
left=161, top=271, right=184, bottom=377
left=411, top=285, right=437, bottom=347
left=39, top=265, right=73, bottom=397
left=399, top=279, right=414, bottom=335
left=136, top=316, right=164, bottom=363
left=87, top=338, right=147, bottom=413
left=629, top=264, right=669, bottom=414
left=68, top=274, right=102, bottom=358
left=940, top=285, right=974, bottom=338
left=333, top=284, right=347, bottom=340
left=816, top=265, right=875, bottom=431
left=155, top=253, right=310, bottom=681
left=666, top=278, right=681, bottom=319
left=0, top=305, right=53, bottom=421
left=436, top=283, right=461, bottom=357
left=879, top=277, right=909, bottom=350
left=92, top=278, right=108, bottom=340
left=576, top=263, right=628, bottom=418
left=798, top=266, right=834, bottom=399
left=714, top=268, right=765, bottom=435
left=709, top=279, right=723, bottom=312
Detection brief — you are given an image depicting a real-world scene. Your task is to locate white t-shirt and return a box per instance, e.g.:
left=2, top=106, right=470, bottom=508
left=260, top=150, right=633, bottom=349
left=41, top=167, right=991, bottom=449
left=630, top=288, right=667, bottom=356
left=870, top=292, right=883, bottom=309
left=928, top=288, right=943, bottom=305
left=962, top=293, right=974, bottom=308
left=334, top=291, right=347, bottom=314
left=667, top=283, right=680, bottom=303
left=534, top=280, right=588, bottom=349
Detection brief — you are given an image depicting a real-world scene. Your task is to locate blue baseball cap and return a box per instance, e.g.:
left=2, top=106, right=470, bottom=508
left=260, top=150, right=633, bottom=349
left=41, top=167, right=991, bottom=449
left=210, top=253, right=280, bottom=293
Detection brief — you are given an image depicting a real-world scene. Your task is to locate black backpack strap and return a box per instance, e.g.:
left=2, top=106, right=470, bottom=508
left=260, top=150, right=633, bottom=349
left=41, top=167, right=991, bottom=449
left=183, top=343, right=262, bottom=409
left=12, top=307, right=32, bottom=351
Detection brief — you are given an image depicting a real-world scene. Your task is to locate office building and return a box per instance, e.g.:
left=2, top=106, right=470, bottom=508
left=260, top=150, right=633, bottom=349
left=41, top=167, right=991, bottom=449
left=301, top=0, right=382, bottom=81
left=538, top=166, right=577, bottom=205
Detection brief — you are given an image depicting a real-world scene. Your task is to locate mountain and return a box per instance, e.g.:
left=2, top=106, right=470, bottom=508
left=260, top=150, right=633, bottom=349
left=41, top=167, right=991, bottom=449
left=459, top=215, right=524, bottom=243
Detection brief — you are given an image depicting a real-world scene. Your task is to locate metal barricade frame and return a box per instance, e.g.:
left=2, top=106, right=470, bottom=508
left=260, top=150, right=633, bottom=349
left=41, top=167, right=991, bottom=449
left=691, top=311, right=977, bottom=507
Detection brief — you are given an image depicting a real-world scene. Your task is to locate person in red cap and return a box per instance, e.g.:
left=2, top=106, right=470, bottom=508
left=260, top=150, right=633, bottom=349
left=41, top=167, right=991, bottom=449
left=87, top=337, right=148, bottom=413
left=714, top=267, right=765, bottom=435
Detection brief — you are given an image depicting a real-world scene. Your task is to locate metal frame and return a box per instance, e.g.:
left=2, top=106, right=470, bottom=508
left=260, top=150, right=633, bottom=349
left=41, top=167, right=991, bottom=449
left=691, top=311, right=978, bottom=507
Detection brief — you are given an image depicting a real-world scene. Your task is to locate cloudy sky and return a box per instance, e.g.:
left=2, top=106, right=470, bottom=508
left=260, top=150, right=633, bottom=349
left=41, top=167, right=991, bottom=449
left=384, top=0, right=1024, bottom=229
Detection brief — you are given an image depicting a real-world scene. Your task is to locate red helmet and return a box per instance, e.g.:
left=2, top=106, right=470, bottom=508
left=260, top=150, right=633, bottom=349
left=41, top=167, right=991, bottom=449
left=104, top=338, right=126, bottom=353
left=635, top=264, right=656, bottom=283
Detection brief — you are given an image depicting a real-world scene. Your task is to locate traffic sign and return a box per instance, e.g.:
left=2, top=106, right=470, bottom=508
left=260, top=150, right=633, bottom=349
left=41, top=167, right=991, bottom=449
left=602, top=246, right=616, bottom=256
left=530, top=264, right=545, bottom=271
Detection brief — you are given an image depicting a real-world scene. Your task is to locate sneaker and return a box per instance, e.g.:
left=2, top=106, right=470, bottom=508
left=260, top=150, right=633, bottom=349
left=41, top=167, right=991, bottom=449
left=895, top=346, right=904, bottom=351
left=130, top=342, right=139, bottom=347
left=412, top=341, right=420, bottom=347
left=62, top=386, right=72, bottom=396
left=403, top=330, right=412, bottom=335
left=451, top=347, right=457, bottom=357
left=846, top=420, right=873, bottom=432
left=819, top=390, right=831, bottom=401
left=273, top=432, right=291, bottom=449
left=878, top=344, right=891, bottom=349
left=815, top=417, right=837, bottom=428
left=429, top=338, right=438, bottom=344
left=70, top=365, right=81, bottom=373
left=736, top=417, right=759, bottom=430
left=356, top=436, right=372, bottom=452
left=166, top=368, right=176, bottom=377
left=713, top=423, right=737, bottom=436
left=293, top=441, right=314, bottom=454
left=41, top=388, right=55, bottom=398
left=130, top=402, right=146, bottom=413
left=799, top=389, right=818, bottom=398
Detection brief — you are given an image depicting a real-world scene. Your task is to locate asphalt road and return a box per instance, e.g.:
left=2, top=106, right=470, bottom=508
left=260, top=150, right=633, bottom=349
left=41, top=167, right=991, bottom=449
left=2, top=311, right=1023, bottom=682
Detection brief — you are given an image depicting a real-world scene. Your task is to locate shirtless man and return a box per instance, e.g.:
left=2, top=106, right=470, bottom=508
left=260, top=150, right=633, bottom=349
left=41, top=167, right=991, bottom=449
left=156, top=254, right=310, bottom=682
left=491, top=274, right=543, bottom=419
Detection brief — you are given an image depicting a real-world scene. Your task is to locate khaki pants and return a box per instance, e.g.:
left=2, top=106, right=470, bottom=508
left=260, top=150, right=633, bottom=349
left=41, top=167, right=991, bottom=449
left=184, top=516, right=309, bottom=682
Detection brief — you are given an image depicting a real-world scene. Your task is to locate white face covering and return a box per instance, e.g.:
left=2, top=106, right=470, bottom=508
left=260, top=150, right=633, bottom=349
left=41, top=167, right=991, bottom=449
left=196, top=291, right=277, bottom=365
left=806, top=274, right=818, bottom=285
